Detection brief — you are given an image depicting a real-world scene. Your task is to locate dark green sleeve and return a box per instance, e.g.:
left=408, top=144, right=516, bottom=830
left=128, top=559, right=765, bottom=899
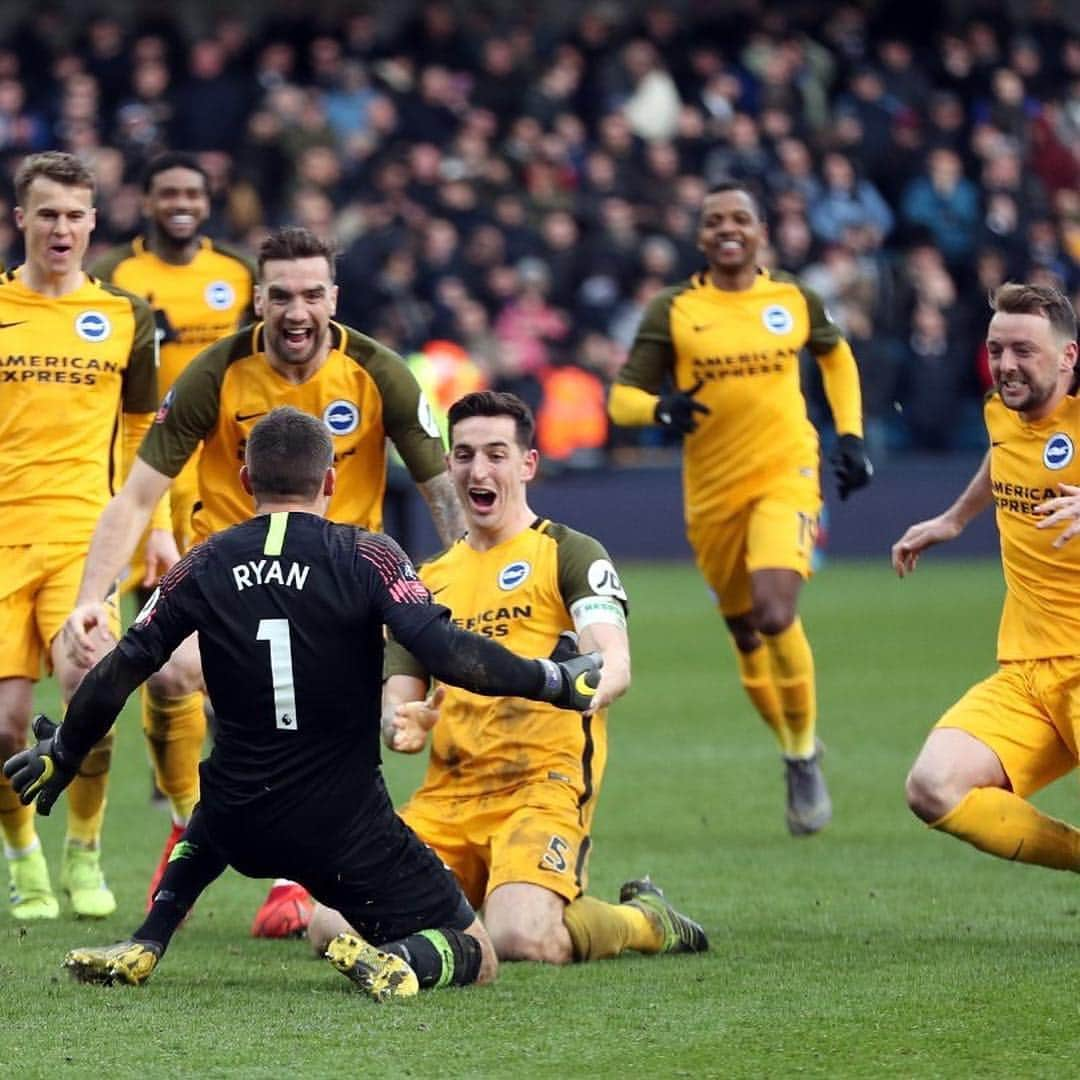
left=89, top=244, right=133, bottom=284
left=614, top=286, right=680, bottom=393
left=383, top=637, right=429, bottom=681
left=114, top=292, right=160, bottom=413
left=137, top=335, right=236, bottom=478
left=344, top=326, right=447, bottom=483
left=550, top=523, right=630, bottom=614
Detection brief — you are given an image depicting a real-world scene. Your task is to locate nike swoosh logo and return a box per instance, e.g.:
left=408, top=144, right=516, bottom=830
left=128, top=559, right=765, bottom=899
left=235, top=411, right=267, bottom=423
left=692, top=323, right=717, bottom=333
left=991, top=441, right=1005, bottom=447
left=574, top=672, right=597, bottom=697
left=430, top=585, right=449, bottom=597
left=0, top=320, right=27, bottom=329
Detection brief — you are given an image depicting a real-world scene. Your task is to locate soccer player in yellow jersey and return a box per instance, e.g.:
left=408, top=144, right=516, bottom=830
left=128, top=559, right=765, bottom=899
left=63, top=225, right=466, bottom=935
left=893, top=283, right=1080, bottom=874
left=309, top=390, right=708, bottom=965
left=91, top=153, right=256, bottom=900
left=0, top=151, right=161, bottom=919
left=608, top=180, right=872, bottom=835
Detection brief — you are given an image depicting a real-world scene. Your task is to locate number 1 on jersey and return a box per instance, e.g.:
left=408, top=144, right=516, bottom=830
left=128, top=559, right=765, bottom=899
left=256, top=618, right=299, bottom=731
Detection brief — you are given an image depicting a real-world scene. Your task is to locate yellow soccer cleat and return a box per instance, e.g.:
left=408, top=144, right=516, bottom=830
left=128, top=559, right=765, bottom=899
left=619, top=876, right=709, bottom=954
left=324, top=932, right=419, bottom=1002
left=9, top=848, right=59, bottom=920
left=64, top=939, right=161, bottom=986
left=61, top=843, right=117, bottom=918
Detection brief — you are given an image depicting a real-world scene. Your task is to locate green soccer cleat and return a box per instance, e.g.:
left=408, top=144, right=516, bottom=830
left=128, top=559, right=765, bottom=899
left=63, top=939, right=161, bottom=986
left=324, top=932, right=419, bottom=1002
left=784, top=746, right=832, bottom=836
left=619, top=876, right=709, bottom=954
left=9, top=848, right=59, bottom=920
left=61, top=843, right=117, bottom=918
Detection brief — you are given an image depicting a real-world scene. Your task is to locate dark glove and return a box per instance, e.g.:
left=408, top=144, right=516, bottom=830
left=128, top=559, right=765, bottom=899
left=2, top=714, right=79, bottom=815
left=655, top=379, right=710, bottom=435
left=549, top=631, right=580, bottom=664
left=536, top=651, right=603, bottom=712
left=831, top=434, right=873, bottom=501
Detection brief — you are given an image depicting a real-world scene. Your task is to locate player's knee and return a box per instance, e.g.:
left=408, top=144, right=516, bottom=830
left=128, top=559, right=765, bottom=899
left=905, top=761, right=964, bottom=823
left=753, top=599, right=796, bottom=637
left=489, top=923, right=573, bottom=965
left=148, top=661, right=200, bottom=699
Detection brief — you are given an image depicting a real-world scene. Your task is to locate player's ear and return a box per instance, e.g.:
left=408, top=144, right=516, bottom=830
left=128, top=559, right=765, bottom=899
left=328, top=283, right=338, bottom=316
left=522, top=447, right=539, bottom=481
left=239, top=464, right=254, bottom=497
left=13, top=205, right=24, bottom=230
left=323, top=467, right=336, bottom=497
left=253, top=285, right=264, bottom=317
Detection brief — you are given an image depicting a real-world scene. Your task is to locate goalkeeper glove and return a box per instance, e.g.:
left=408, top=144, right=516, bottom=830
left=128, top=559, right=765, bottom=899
left=536, top=651, right=603, bottom=712
left=655, top=379, right=710, bottom=435
left=831, top=434, right=873, bottom=501
left=2, top=714, right=79, bottom=815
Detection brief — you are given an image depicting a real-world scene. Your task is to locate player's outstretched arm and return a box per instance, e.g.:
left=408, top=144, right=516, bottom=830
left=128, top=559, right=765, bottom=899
left=891, top=452, right=992, bottom=577
left=64, top=459, right=172, bottom=666
left=416, top=472, right=468, bottom=548
left=1035, top=483, right=1080, bottom=548
left=579, top=622, right=631, bottom=714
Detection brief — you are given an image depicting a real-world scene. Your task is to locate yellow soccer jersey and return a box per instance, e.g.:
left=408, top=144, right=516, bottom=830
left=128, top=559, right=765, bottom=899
left=614, top=268, right=863, bottom=521
left=92, top=237, right=255, bottom=394
left=986, top=392, right=1080, bottom=661
left=138, top=321, right=446, bottom=541
left=386, top=519, right=628, bottom=801
left=0, top=269, right=158, bottom=545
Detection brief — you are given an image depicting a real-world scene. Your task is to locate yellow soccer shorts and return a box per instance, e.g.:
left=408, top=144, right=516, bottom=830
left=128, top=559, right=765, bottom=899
left=935, top=657, right=1080, bottom=798
left=0, top=543, right=120, bottom=679
left=687, top=468, right=822, bottom=617
left=399, top=779, right=595, bottom=910
left=123, top=452, right=201, bottom=594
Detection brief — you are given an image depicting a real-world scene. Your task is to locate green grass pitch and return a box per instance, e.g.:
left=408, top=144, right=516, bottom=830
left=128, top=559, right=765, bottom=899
left=2, top=558, right=1078, bottom=1078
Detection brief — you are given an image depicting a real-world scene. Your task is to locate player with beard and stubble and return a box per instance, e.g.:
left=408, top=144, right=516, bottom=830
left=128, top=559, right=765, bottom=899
left=63, top=225, right=466, bottom=938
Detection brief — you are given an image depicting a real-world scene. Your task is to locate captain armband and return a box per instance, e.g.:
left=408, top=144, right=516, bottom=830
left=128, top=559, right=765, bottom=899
left=570, top=595, right=627, bottom=632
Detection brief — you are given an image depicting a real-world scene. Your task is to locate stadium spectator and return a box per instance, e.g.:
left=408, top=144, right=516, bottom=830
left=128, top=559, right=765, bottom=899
left=7, top=405, right=603, bottom=996
left=0, top=151, right=160, bottom=921
left=308, top=390, right=706, bottom=964
left=900, top=147, right=981, bottom=271
left=892, top=284, right=1080, bottom=881
left=607, top=179, right=872, bottom=836
left=61, top=226, right=467, bottom=939
left=90, top=151, right=257, bottom=914
left=807, top=150, right=894, bottom=247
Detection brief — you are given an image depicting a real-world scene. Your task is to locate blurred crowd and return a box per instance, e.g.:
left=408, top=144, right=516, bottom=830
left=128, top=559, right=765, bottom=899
left=0, top=0, right=1077, bottom=464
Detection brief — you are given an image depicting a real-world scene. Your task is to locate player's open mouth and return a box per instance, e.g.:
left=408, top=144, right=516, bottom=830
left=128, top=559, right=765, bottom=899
left=168, top=213, right=196, bottom=227
left=282, top=326, right=312, bottom=347
left=469, top=488, right=496, bottom=509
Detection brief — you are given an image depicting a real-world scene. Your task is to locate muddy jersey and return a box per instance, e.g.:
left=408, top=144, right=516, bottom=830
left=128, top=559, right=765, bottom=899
left=386, top=518, right=628, bottom=801
left=138, top=321, right=446, bottom=541
left=986, top=392, right=1080, bottom=661
left=92, top=237, right=255, bottom=396
left=615, top=268, right=862, bottom=520
left=0, top=268, right=158, bottom=544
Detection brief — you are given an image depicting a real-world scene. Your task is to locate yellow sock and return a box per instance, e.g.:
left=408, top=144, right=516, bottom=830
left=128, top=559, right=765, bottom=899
left=0, top=772, right=37, bottom=853
left=731, top=639, right=789, bottom=753
left=66, top=732, right=113, bottom=846
left=763, top=619, right=817, bottom=758
left=933, top=786, right=1080, bottom=870
left=562, top=896, right=660, bottom=961
left=143, top=687, right=205, bottom=824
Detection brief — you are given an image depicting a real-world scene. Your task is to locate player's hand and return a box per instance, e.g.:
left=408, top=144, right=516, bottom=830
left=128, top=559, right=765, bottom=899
left=1034, top=483, right=1080, bottom=548
left=655, top=379, right=710, bottom=435
left=388, top=686, right=445, bottom=753
left=890, top=514, right=962, bottom=577
left=2, top=715, right=80, bottom=815
left=143, top=529, right=181, bottom=588
left=537, top=652, right=603, bottom=712
left=831, top=434, right=873, bottom=501
left=62, top=602, right=116, bottom=668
